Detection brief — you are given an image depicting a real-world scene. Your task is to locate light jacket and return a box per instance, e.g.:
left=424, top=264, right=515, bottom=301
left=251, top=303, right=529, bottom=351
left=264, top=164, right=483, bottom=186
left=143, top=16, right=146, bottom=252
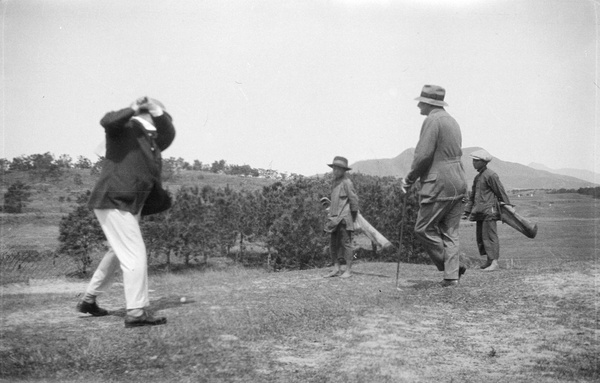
left=88, top=107, right=175, bottom=215
left=464, top=166, right=510, bottom=221
left=325, top=175, right=359, bottom=233
left=406, top=108, right=467, bottom=204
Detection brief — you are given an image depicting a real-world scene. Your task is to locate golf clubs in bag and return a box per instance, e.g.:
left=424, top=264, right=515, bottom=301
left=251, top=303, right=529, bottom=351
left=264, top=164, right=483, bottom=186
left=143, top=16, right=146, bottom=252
left=500, top=203, right=538, bottom=239
left=319, top=197, right=392, bottom=249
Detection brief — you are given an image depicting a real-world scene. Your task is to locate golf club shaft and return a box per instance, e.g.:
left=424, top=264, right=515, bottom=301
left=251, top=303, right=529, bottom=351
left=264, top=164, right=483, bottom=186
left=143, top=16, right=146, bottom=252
left=396, top=191, right=409, bottom=287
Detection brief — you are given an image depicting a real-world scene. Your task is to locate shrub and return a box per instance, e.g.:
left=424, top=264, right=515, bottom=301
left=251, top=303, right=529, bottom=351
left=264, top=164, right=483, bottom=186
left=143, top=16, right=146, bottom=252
left=3, top=181, right=32, bottom=213
left=266, top=177, right=330, bottom=270
left=57, top=191, right=105, bottom=275
left=352, top=175, right=427, bottom=264
left=142, top=186, right=219, bottom=266
left=54, top=171, right=428, bottom=273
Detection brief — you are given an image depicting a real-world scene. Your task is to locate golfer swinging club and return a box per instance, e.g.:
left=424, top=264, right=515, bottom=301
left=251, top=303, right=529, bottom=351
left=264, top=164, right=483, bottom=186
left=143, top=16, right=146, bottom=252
left=76, top=96, right=175, bottom=328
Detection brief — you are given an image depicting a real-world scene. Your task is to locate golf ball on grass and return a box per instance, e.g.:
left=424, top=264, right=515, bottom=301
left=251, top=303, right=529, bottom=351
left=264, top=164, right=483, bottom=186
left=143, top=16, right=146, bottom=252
left=180, top=297, right=187, bottom=303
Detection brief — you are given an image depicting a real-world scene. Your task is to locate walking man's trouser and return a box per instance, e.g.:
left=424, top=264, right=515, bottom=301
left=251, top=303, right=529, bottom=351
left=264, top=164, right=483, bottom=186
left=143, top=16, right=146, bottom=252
left=414, top=198, right=463, bottom=280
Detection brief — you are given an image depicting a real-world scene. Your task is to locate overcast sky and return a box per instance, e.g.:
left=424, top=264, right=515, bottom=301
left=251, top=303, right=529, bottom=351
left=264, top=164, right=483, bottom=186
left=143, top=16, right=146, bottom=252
left=1, top=0, right=598, bottom=176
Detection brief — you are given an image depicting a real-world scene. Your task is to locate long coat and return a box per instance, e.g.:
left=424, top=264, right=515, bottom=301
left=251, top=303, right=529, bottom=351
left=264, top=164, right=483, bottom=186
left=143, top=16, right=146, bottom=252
left=406, top=108, right=467, bottom=204
left=324, top=175, right=359, bottom=233
left=88, top=107, right=176, bottom=215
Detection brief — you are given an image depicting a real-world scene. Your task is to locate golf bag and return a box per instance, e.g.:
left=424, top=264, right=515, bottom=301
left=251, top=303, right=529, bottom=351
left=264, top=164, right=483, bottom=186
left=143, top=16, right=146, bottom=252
left=320, top=197, right=392, bottom=249
left=500, top=204, right=538, bottom=239
left=354, top=213, right=393, bottom=250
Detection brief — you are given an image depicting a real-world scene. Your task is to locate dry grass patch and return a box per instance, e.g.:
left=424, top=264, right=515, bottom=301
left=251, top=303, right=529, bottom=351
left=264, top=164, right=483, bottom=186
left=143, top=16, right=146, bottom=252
left=1, top=259, right=598, bottom=382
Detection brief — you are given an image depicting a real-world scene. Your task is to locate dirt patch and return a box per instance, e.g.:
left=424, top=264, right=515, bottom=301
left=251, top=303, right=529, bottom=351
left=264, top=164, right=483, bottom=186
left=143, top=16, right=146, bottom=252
left=0, top=278, right=88, bottom=295
left=523, top=269, right=597, bottom=299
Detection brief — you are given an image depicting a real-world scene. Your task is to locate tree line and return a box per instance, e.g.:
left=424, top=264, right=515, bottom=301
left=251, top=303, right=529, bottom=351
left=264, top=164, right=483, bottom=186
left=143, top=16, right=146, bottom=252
left=57, top=172, right=426, bottom=274
left=9, top=152, right=595, bottom=275
left=546, top=187, right=600, bottom=199
left=1, top=153, right=299, bottom=181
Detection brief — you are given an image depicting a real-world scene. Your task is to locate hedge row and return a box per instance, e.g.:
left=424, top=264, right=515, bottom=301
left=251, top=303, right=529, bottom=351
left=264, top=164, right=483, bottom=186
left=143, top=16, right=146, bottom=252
left=57, top=173, right=426, bottom=272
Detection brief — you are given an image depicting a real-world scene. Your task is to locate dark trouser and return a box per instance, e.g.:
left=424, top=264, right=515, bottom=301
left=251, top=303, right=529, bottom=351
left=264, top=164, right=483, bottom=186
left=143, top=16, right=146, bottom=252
left=414, top=198, right=463, bottom=280
left=476, top=220, right=499, bottom=260
left=330, top=224, right=353, bottom=264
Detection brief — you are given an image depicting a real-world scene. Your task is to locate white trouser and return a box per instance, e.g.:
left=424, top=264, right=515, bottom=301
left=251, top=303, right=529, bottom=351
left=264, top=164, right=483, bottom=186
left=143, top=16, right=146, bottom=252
left=86, top=209, right=149, bottom=310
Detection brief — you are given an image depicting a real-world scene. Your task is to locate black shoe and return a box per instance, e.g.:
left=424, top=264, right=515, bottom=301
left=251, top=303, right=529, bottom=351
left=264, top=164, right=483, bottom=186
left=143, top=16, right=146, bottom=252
left=440, top=279, right=459, bottom=287
left=124, top=312, right=167, bottom=328
left=459, top=266, right=467, bottom=279
left=77, top=301, right=109, bottom=317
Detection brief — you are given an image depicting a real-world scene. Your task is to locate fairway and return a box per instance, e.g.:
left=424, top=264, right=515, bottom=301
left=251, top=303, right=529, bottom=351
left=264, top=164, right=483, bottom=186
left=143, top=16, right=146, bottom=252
left=460, top=193, right=599, bottom=267
left=0, top=193, right=598, bottom=382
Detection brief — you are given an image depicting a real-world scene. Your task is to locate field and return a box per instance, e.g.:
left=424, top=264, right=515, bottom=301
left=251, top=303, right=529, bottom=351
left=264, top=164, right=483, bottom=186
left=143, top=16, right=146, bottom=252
left=0, top=189, right=598, bottom=382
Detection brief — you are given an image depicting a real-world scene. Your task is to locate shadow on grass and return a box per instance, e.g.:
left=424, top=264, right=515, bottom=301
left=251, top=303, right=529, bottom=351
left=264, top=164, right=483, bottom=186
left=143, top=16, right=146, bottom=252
left=406, top=279, right=442, bottom=290
left=148, top=262, right=212, bottom=275
left=350, top=271, right=391, bottom=278
left=97, top=296, right=193, bottom=318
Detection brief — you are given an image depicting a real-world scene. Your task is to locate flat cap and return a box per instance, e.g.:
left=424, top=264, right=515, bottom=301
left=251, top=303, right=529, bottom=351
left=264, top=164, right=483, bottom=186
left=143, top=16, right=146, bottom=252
left=470, top=149, right=493, bottom=162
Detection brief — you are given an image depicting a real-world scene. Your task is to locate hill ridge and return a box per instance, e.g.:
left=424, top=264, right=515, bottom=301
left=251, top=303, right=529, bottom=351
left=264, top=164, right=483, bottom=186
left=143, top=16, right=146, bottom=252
left=350, top=147, right=597, bottom=190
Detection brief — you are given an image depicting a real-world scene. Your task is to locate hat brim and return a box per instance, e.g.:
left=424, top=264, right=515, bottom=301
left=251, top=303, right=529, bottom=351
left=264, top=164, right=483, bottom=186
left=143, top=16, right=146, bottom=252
left=328, top=164, right=351, bottom=171
left=415, top=96, right=448, bottom=107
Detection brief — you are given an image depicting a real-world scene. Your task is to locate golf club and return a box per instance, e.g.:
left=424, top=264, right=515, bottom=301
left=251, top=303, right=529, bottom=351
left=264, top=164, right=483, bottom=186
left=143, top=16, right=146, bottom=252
left=396, top=185, right=409, bottom=288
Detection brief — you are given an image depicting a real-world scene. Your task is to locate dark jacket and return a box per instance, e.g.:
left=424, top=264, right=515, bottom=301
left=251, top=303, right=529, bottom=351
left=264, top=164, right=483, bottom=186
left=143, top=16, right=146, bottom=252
left=464, top=166, right=510, bottom=221
left=88, top=107, right=175, bottom=215
left=406, top=109, right=467, bottom=203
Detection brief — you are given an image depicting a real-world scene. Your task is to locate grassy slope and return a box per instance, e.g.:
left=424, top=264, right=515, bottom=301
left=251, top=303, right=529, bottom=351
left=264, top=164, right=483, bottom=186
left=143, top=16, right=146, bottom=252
left=0, top=193, right=598, bottom=382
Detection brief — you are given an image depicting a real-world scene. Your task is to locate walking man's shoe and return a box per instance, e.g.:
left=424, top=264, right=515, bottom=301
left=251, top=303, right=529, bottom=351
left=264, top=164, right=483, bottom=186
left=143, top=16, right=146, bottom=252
left=458, top=266, right=466, bottom=279
left=440, top=279, right=459, bottom=287
left=482, top=260, right=499, bottom=272
left=124, top=312, right=167, bottom=328
left=480, top=259, right=492, bottom=269
left=77, top=301, right=109, bottom=317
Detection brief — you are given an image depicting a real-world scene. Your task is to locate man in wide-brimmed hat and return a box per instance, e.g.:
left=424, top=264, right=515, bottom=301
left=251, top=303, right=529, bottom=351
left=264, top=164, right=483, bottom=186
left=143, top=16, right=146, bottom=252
left=402, top=85, right=468, bottom=287
left=323, top=156, right=359, bottom=278
left=463, top=149, right=511, bottom=272
left=77, top=96, right=175, bottom=327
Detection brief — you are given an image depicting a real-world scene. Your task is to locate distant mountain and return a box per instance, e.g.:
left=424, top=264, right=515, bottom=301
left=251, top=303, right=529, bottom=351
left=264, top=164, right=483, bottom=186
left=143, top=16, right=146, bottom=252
left=528, top=162, right=599, bottom=185
left=350, top=147, right=598, bottom=190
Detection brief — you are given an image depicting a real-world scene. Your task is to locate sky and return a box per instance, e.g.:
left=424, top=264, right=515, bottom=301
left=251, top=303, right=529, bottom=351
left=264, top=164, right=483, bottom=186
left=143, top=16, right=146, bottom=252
left=1, top=0, right=598, bottom=177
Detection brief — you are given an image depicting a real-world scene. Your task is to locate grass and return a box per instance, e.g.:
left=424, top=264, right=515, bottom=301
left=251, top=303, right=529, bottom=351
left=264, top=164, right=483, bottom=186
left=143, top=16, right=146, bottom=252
left=1, top=179, right=598, bottom=382
left=1, top=256, right=598, bottom=382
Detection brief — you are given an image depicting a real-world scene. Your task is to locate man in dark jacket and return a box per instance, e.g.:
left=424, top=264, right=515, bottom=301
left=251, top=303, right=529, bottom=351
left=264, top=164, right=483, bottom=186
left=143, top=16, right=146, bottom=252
left=403, top=85, right=467, bottom=287
left=77, top=97, right=175, bottom=328
left=463, top=149, right=511, bottom=272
